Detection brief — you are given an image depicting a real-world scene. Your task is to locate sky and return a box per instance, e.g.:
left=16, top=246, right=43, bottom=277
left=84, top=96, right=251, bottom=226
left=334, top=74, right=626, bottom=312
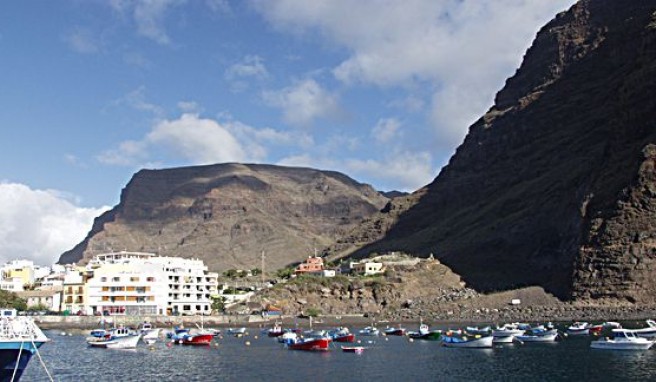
left=0, top=0, right=576, bottom=267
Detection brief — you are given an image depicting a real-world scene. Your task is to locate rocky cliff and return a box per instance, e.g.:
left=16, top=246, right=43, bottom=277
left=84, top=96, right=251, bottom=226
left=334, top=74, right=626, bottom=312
left=332, top=0, right=656, bottom=302
left=59, top=163, right=388, bottom=271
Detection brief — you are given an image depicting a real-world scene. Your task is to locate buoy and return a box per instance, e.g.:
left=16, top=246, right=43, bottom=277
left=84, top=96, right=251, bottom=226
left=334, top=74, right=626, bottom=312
left=357, top=340, right=361, bottom=344
left=214, top=343, right=219, bottom=348
left=245, top=341, right=251, bottom=346
left=385, top=337, right=389, bottom=341
left=68, top=333, right=73, bottom=336
left=149, top=346, right=155, bottom=351
left=409, top=338, right=414, bottom=342
left=254, top=335, right=258, bottom=340
left=166, top=342, right=173, bottom=348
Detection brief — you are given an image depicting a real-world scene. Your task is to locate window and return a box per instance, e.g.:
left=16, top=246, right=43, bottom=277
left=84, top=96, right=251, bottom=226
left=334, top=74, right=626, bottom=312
left=130, top=277, right=139, bottom=282
left=147, top=277, right=155, bottom=282
left=100, top=277, right=107, bottom=282
left=112, top=277, right=120, bottom=282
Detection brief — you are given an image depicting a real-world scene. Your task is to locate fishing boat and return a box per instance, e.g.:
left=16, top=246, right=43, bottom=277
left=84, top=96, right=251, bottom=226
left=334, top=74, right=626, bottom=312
left=87, top=327, right=141, bottom=349
left=341, top=346, right=365, bottom=353
left=590, top=329, right=654, bottom=350
left=267, top=323, right=285, bottom=337
left=178, top=330, right=214, bottom=346
left=287, top=336, right=331, bottom=351
left=465, top=326, right=491, bottom=335
left=492, top=323, right=525, bottom=343
left=442, top=334, right=494, bottom=348
left=227, top=327, right=247, bottom=336
left=588, top=322, right=621, bottom=336
left=0, top=309, right=49, bottom=381
left=358, top=326, right=380, bottom=336
left=631, top=320, right=656, bottom=339
left=408, top=323, right=442, bottom=341
left=328, top=327, right=355, bottom=343
left=139, top=322, right=160, bottom=345
left=566, top=322, right=590, bottom=336
left=384, top=326, right=406, bottom=336
left=515, top=329, right=559, bottom=343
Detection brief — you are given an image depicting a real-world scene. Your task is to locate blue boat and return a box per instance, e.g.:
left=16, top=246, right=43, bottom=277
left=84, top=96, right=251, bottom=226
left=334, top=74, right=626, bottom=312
left=0, top=309, right=49, bottom=381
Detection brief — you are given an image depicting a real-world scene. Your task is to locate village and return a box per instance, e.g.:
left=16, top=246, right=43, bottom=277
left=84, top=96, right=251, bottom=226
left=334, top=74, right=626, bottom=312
left=0, top=250, right=415, bottom=318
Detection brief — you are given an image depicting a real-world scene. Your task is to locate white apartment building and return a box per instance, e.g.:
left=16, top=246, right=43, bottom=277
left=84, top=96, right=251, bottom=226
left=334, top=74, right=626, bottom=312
left=85, top=251, right=218, bottom=316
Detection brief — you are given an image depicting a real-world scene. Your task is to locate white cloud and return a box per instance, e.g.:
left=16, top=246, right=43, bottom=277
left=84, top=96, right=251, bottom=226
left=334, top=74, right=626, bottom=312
left=63, top=27, right=100, bottom=54
left=371, top=118, right=401, bottom=144
left=225, top=55, right=270, bottom=92
left=146, top=113, right=248, bottom=164
left=110, top=0, right=185, bottom=45
left=98, top=113, right=308, bottom=167
left=0, top=182, right=109, bottom=266
left=253, top=0, right=575, bottom=149
left=262, top=79, right=341, bottom=127
left=112, top=86, right=164, bottom=117
left=345, top=150, right=435, bottom=191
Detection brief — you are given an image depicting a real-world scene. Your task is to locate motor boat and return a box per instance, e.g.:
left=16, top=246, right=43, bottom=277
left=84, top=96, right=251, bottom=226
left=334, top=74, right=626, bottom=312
left=590, top=329, right=654, bottom=350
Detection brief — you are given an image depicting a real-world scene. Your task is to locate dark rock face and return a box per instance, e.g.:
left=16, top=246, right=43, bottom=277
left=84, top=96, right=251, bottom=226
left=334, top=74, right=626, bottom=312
left=340, top=0, right=656, bottom=302
left=58, top=163, right=388, bottom=271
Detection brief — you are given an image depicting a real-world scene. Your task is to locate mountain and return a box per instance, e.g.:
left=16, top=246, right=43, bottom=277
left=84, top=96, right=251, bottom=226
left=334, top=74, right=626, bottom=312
left=58, top=163, right=388, bottom=271
left=331, top=0, right=656, bottom=302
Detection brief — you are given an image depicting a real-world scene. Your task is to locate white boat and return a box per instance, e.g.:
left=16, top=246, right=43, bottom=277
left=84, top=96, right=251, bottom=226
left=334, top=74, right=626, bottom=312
left=590, top=329, right=654, bottom=350
left=442, top=334, right=493, bottom=348
left=631, top=320, right=656, bottom=339
left=0, top=309, right=49, bottom=381
left=139, top=322, right=160, bottom=344
left=87, top=327, right=141, bottom=349
left=227, top=327, right=247, bottom=335
left=566, top=322, right=590, bottom=336
left=466, top=326, right=491, bottom=335
left=358, top=326, right=380, bottom=336
left=492, top=323, right=525, bottom=343
left=516, top=329, right=559, bottom=343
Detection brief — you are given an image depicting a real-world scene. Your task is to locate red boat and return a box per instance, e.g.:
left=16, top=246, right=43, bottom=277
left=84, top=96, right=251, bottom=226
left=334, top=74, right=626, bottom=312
left=181, top=333, right=214, bottom=345
left=333, top=333, right=356, bottom=343
left=288, top=337, right=331, bottom=351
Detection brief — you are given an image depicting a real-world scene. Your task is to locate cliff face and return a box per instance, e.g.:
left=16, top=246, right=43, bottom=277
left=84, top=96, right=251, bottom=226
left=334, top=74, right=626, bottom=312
left=59, top=163, right=388, bottom=271
left=338, top=0, right=656, bottom=302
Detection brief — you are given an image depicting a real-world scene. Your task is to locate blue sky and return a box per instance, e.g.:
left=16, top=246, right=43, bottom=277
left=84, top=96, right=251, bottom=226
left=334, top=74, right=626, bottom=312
left=0, top=0, right=575, bottom=266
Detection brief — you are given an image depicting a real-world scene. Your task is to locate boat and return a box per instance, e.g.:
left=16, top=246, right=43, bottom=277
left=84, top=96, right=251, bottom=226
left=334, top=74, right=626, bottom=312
left=358, top=326, right=380, bottom=336
left=0, top=309, right=49, bottom=381
left=341, top=346, right=365, bottom=353
left=631, top=320, right=656, bottom=339
left=442, top=334, right=494, bottom=348
left=384, top=326, right=406, bottom=336
left=408, top=323, right=442, bottom=341
left=492, top=323, right=525, bottom=343
left=515, top=329, right=559, bottom=343
left=287, top=336, right=331, bottom=351
left=589, top=322, right=622, bottom=336
left=566, top=322, right=590, bottom=336
left=169, top=325, right=213, bottom=345
left=590, top=329, right=654, bottom=350
left=227, top=327, right=247, bottom=336
left=267, top=323, right=285, bottom=337
left=139, top=322, right=161, bottom=345
left=328, top=327, right=355, bottom=343
left=87, top=327, right=141, bottom=349
left=465, top=326, right=491, bottom=335
left=278, top=331, right=299, bottom=344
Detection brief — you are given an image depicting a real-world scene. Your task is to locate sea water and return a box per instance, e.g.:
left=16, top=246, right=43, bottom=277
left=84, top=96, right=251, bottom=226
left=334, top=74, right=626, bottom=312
left=21, top=329, right=656, bottom=381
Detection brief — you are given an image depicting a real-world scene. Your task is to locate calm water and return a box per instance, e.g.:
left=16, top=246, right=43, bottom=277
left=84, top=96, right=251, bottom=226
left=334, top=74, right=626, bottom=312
left=21, top=327, right=656, bottom=381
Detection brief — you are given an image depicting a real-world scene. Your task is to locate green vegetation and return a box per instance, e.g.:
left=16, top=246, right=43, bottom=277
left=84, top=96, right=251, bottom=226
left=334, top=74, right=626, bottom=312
left=26, top=303, right=49, bottom=312
left=0, top=290, right=27, bottom=311
left=305, top=307, right=322, bottom=317
left=211, top=296, right=226, bottom=313
left=275, top=267, right=294, bottom=279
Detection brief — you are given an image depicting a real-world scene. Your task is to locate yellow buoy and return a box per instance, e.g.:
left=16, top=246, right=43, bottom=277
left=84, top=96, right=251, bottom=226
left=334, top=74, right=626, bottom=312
left=245, top=341, right=251, bottom=346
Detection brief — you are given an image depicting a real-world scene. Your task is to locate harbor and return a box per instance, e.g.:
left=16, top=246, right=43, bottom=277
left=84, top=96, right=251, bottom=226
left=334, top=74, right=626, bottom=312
left=18, top=320, right=656, bottom=382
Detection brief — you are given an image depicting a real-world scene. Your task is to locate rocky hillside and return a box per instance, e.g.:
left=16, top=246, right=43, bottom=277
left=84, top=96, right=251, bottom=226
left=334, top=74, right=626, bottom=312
left=58, top=163, right=388, bottom=271
left=330, top=0, right=656, bottom=303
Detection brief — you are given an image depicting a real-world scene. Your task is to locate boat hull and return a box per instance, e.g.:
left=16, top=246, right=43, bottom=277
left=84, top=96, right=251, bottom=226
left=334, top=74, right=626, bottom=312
left=590, top=341, right=653, bottom=350
left=288, top=338, right=331, bottom=351
left=516, top=333, right=558, bottom=343
left=0, top=342, right=46, bottom=382
left=341, top=346, right=365, bottom=353
left=333, top=333, right=356, bottom=343
left=409, top=332, right=442, bottom=341
left=181, top=334, right=214, bottom=345
left=443, top=336, right=494, bottom=348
